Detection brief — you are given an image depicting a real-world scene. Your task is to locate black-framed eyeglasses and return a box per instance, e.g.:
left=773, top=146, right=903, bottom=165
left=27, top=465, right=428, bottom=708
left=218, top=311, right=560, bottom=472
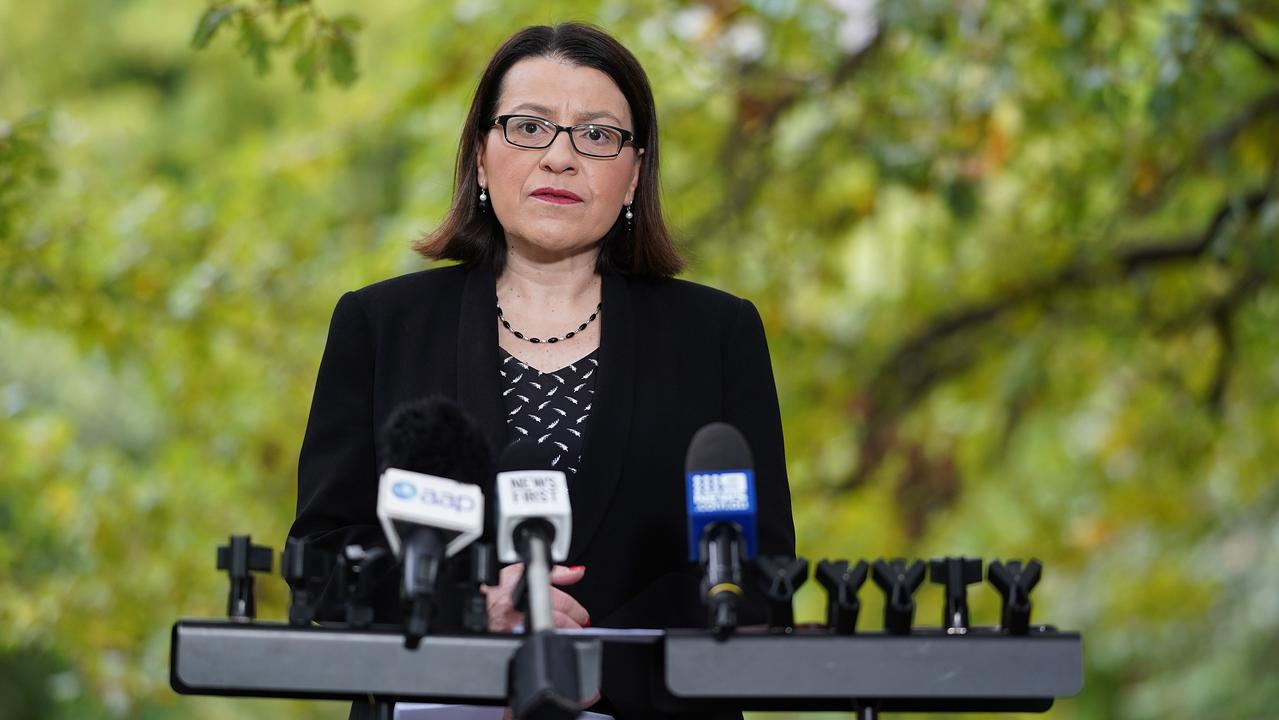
left=491, top=114, right=637, bottom=159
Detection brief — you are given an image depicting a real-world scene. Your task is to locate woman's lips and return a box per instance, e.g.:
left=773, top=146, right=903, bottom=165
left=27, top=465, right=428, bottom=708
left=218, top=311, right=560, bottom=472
left=531, top=187, right=583, bottom=204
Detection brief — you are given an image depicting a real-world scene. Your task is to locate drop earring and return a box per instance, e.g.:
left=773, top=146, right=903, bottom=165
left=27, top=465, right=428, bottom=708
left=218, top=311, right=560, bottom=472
left=479, top=186, right=488, bottom=212
left=624, top=203, right=633, bottom=232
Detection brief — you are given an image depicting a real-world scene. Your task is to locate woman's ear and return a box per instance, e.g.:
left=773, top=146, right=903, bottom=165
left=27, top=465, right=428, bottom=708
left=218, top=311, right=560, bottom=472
left=476, top=149, right=488, bottom=189
left=625, top=148, right=643, bottom=204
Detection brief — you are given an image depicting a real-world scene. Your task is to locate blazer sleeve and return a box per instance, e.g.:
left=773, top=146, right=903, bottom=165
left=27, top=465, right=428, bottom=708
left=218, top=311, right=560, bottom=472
left=290, top=291, right=397, bottom=620
left=723, top=297, right=796, bottom=559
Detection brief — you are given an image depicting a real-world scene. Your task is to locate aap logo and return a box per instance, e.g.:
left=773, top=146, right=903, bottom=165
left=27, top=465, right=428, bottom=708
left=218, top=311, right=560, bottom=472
left=391, top=481, right=418, bottom=500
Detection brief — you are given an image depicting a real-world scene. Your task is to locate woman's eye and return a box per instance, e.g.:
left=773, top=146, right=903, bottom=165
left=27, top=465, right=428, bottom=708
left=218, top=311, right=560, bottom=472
left=518, top=122, right=543, bottom=135
left=581, top=127, right=616, bottom=146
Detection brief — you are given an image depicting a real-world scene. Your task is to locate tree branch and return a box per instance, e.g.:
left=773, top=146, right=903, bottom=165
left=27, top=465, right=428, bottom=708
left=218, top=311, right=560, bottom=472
left=1121, top=189, right=1271, bottom=270
left=838, top=187, right=1274, bottom=491
left=1201, top=91, right=1279, bottom=157
left=1208, top=271, right=1264, bottom=412
left=1209, top=12, right=1279, bottom=71
left=1129, top=90, right=1279, bottom=216
left=691, top=31, right=883, bottom=244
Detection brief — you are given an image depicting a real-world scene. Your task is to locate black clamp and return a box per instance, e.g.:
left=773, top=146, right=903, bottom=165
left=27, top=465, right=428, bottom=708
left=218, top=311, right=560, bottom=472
left=280, top=537, right=332, bottom=627
left=507, top=632, right=581, bottom=720
left=459, top=542, right=497, bottom=634
left=871, top=558, right=925, bottom=635
left=929, top=556, right=983, bottom=634
left=755, top=556, right=809, bottom=632
left=336, top=544, right=389, bottom=629
left=815, top=559, right=868, bottom=634
left=511, top=564, right=530, bottom=616
left=988, top=559, right=1042, bottom=635
left=216, top=535, right=273, bottom=621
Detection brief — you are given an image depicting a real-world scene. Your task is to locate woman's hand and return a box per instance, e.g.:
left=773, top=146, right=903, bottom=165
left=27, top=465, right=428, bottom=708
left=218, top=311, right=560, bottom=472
left=483, top=563, right=591, bottom=631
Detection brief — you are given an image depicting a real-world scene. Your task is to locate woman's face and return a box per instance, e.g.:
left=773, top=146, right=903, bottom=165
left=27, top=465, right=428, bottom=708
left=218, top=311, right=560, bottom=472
left=478, top=56, right=642, bottom=264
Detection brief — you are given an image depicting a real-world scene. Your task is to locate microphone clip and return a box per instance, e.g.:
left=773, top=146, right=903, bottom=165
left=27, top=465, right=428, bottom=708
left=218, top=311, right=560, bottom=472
left=216, top=535, right=273, bottom=622
left=281, top=537, right=332, bottom=627
left=988, top=559, right=1042, bottom=635
left=336, top=544, right=389, bottom=629
left=929, top=556, right=983, bottom=635
left=871, top=558, right=926, bottom=635
left=754, top=555, right=809, bottom=632
left=815, top=559, right=868, bottom=635
left=458, top=542, right=498, bottom=634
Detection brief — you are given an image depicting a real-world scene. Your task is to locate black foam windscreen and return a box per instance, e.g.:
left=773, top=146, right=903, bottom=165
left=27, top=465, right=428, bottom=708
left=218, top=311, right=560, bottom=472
left=379, top=396, right=493, bottom=489
left=684, top=421, right=754, bottom=474
left=496, top=440, right=560, bottom=474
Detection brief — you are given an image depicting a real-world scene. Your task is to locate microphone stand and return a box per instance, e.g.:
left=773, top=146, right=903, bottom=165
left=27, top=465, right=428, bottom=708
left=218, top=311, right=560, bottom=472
left=351, top=699, right=396, bottom=720
left=702, top=521, right=746, bottom=639
left=508, top=520, right=580, bottom=720
left=459, top=542, right=498, bottom=633
left=518, top=524, right=556, bottom=633
left=402, top=529, right=445, bottom=649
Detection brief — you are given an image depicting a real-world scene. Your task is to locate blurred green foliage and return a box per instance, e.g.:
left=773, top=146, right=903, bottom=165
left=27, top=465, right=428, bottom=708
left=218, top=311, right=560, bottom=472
left=191, top=0, right=362, bottom=88
left=2, top=0, right=1278, bottom=719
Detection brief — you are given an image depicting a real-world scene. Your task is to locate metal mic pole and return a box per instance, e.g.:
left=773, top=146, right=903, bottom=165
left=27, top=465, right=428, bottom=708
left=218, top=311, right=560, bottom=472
left=522, top=530, right=555, bottom=633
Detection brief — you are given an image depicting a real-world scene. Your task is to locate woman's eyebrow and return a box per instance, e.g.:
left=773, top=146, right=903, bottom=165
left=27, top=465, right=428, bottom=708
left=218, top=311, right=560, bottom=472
left=506, top=102, right=624, bottom=125
left=576, top=110, right=624, bottom=124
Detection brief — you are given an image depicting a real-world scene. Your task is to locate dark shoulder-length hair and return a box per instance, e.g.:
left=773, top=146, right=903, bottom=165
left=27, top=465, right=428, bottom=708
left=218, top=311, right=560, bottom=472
left=414, top=23, right=684, bottom=278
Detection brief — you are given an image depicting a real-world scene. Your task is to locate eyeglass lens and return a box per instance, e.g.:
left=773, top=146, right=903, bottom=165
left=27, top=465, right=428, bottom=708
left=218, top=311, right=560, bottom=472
left=502, top=116, right=625, bottom=157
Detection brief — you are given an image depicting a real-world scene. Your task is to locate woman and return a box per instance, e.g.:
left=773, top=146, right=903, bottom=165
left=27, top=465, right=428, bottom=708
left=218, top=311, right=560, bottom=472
left=291, top=22, right=794, bottom=718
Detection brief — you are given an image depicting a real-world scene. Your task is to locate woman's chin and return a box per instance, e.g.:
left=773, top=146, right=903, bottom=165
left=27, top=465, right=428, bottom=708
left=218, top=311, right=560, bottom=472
left=508, top=228, right=602, bottom=261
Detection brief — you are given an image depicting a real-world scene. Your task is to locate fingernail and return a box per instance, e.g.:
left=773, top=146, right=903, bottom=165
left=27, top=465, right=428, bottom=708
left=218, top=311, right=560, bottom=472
left=583, top=618, right=591, bottom=628
left=569, top=565, right=586, bottom=572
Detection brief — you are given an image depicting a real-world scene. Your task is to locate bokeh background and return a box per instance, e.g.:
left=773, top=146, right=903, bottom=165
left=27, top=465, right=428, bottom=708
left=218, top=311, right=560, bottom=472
left=3, top=0, right=1278, bottom=718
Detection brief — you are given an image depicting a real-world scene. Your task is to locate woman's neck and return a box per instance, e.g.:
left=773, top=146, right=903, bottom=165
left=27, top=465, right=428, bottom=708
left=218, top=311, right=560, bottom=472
left=497, top=245, right=601, bottom=306
left=495, top=245, right=603, bottom=371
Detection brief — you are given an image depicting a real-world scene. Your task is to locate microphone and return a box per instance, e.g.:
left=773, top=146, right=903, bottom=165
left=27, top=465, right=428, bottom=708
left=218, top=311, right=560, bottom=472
left=375, top=397, right=492, bottom=648
left=495, top=443, right=582, bottom=720
left=495, top=443, right=572, bottom=633
left=685, top=422, right=758, bottom=639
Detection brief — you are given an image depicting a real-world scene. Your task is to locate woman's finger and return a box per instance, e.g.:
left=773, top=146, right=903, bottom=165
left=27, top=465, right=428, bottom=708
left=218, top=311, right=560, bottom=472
left=549, top=564, right=586, bottom=585
left=498, top=563, right=526, bottom=586
left=552, top=609, right=584, bottom=629
left=551, top=588, right=591, bottom=627
left=483, top=565, right=526, bottom=632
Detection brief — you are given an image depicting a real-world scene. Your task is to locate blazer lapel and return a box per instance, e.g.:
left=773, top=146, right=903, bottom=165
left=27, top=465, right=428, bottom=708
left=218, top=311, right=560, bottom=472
left=455, top=265, right=507, bottom=455
left=568, top=272, right=634, bottom=560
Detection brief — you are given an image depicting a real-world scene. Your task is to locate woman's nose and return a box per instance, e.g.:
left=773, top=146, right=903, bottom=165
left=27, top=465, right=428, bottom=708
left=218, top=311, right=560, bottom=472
left=538, top=131, right=578, bottom=173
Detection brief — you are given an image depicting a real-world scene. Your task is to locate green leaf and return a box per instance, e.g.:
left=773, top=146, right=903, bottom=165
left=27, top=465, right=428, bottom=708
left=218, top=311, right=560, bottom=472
left=292, top=41, right=319, bottom=90
left=281, top=13, right=308, bottom=47
left=274, top=0, right=307, bottom=10
left=327, top=33, right=358, bottom=87
left=0, top=111, right=54, bottom=240
left=944, top=178, right=979, bottom=221
left=190, top=4, right=239, bottom=49
left=332, top=13, right=364, bottom=32
left=236, top=13, right=271, bottom=74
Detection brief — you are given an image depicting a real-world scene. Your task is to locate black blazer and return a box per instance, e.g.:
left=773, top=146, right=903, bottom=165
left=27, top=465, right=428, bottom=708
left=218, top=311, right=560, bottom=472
left=291, top=263, right=795, bottom=717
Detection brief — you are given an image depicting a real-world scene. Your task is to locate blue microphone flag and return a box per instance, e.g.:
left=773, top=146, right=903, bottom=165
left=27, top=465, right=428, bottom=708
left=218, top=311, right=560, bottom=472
left=685, top=468, right=758, bottom=561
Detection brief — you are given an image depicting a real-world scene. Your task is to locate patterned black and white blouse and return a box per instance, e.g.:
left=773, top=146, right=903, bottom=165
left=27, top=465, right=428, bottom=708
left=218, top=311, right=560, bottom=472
left=499, top=347, right=598, bottom=477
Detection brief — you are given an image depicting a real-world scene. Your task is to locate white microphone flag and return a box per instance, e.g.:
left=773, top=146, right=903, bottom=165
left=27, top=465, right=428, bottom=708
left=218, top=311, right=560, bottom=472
left=377, top=468, right=485, bottom=558
left=495, top=469, right=572, bottom=563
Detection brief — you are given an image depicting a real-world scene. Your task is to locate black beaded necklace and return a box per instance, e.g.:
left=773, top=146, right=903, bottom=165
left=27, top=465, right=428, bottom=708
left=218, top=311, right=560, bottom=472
left=496, top=296, right=601, bottom=344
